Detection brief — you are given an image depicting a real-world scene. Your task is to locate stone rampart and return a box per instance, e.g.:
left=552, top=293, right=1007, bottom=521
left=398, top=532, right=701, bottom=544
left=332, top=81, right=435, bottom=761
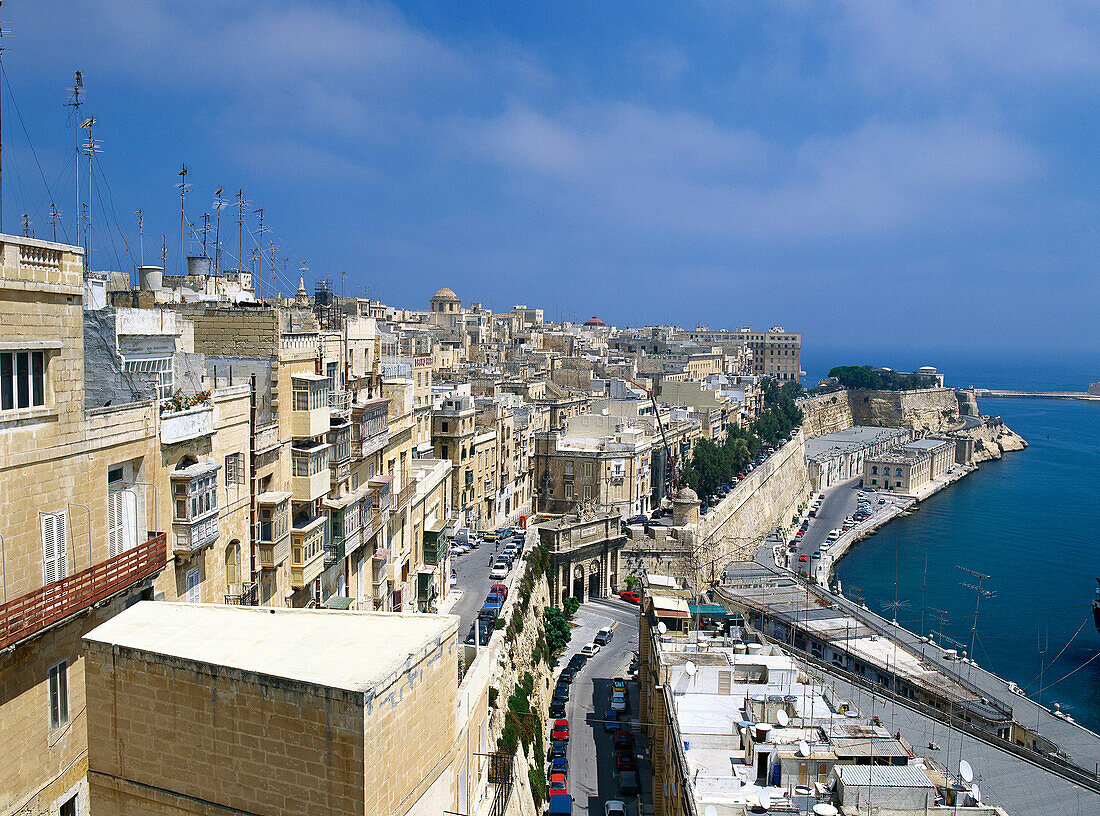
left=798, top=390, right=854, bottom=437
left=800, top=387, right=962, bottom=438
left=689, top=431, right=811, bottom=582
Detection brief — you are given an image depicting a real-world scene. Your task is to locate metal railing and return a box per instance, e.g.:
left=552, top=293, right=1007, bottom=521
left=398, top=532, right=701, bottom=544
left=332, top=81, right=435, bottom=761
left=224, top=582, right=259, bottom=606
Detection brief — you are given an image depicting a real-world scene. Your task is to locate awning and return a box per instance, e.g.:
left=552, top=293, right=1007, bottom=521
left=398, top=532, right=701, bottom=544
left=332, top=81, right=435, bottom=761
left=689, top=604, right=730, bottom=618
left=323, top=596, right=355, bottom=610
left=417, top=566, right=436, bottom=575
left=425, top=517, right=448, bottom=534
left=652, top=596, right=691, bottom=618
left=368, top=474, right=394, bottom=487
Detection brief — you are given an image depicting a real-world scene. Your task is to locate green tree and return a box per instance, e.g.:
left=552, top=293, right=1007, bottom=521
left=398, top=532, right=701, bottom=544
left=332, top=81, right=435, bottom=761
left=544, top=607, right=571, bottom=654
left=624, top=575, right=641, bottom=589
left=563, top=596, right=580, bottom=618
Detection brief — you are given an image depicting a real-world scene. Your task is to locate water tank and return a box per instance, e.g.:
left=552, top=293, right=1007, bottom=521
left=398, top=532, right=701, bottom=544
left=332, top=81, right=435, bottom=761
left=733, top=642, right=747, bottom=654
left=747, top=643, right=763, bottom=655
left=187, top=255, right=213, bottom=277
left=138, top=266, right=163, bottom=291
left=755, top=723, right=773, bottom=742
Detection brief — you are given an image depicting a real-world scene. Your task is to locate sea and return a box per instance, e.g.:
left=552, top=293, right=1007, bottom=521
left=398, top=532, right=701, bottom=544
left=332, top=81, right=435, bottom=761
left=800, top=348, right=1100, bottom=732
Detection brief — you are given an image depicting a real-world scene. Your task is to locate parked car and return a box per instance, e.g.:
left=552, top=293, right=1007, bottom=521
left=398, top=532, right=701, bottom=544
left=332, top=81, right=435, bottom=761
left=568, top=653, right=587, bottom=671
left=616, top=747, right=637, bottom=771
left=550, top=756, right=568, bottom=776
left=489, top=564, right=508, bottom=580
left=553, top=682, right=570, bottom=702
left=611, top=690, right=628, bottom=712
left=604, top=710, right=620, bottom=731
left=812, top=551, right=822, bottom=559
left=605, top=800, right=627, bottom=816
left=552, top=718, right=569, bottom=742
left=613, top=728, right=632, bottom=751
left=879, top=498, right=886, bottom=504
left=594, top=627, right=614, bottom=646
left=626, top=515, right=648, bottom=525
left=611, top=678, right=627, bottom=693
left=619, top=590, right=641, bottom=604
left=618, top=769, right=639, bottom=796
left=491, top=583, right=509, bottom=600
left=579, top=642, right=601, bottom=657
left=467, top=537, right=480, bottom=549
left=478, top=601, right=502, bottom=621
left=549, top=793, right=573, bottom=816
left=549, top=738, right=567, bottom=759
left=549, top=697, right=566, bottom=717
left=549, top=773, right=568, bottom=796
left=558, top=666, right=576, bottom=684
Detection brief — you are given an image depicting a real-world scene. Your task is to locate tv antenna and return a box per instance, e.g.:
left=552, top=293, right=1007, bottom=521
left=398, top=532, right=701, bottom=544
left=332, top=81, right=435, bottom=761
left=176, top=164, right=190, bottom=276
left=80, top=119, right=100, bottom=264
left=212, top=188, right=226, bottom=273
left=253, top=206, right=266, bottom=299
left=20, top=211, right=30, bottom=237
left=199, top=212, right=210, bottom=258
left=134, top=210, right=144, bottom=265
left=958, top=565, right=993, bottom=662
left=65, top=70, right=84, bottom=243
left=235, top=189, right=247, bottom=272
left=49, top=203, right=62, bottom=242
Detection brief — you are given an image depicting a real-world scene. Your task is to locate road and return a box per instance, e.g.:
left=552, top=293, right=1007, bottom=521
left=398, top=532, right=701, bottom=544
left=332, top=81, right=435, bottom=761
left=450, top=526, right=539, bottom=641
left=554, top=597, right=646, bottom=816
left=784, top=477, right=906, bottom=582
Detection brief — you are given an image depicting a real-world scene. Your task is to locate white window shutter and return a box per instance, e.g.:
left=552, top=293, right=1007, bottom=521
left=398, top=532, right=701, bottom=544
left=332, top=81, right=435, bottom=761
left=121, top=490, right=138, bottom=553
left=41, top=511, right=68, bottom=585
left=108, top=492, right=122, bottom=558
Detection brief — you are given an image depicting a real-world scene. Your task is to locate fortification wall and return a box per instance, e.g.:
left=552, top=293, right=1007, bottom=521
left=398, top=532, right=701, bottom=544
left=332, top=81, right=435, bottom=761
left=800, top=387, right=962, bottom=438
left=798, top=390, right=855, bottom=437
left=687, top=431, right=811, bottom=580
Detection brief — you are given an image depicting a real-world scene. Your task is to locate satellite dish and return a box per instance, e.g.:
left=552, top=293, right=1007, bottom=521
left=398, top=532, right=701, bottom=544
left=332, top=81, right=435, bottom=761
left=812, top=805, right=838, bottom=816
left=758, top=790, right=771, bottom=810
left=657, top=621, right=668, bottom=634
left=971, top=782, right=981, bottom=803
left=705, top=807, right=718, bottom=816
left=959, top=760, right=974, bottom=784
left=776, top=709, right=789, bottom=727
left=685, top=660, right=697, bottom=677
left=797, top=739, right=810, bottom=757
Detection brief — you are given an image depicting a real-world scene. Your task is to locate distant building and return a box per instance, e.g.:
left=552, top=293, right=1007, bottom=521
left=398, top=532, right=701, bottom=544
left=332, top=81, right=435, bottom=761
left=804, top=426, right=912, bottom=491
left=863, top=438, right=955, bottom=494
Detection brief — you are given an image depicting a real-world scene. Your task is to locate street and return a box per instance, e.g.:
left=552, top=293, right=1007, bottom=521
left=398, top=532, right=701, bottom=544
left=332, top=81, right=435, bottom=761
left=449, top=525, right=540, bottom=641
left=554, top=597, right=646, bottom=816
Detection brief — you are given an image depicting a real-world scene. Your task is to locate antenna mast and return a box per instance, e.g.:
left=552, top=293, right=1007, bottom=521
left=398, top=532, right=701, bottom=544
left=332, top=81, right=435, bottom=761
left=235, top=189, right=245, bottom=272
left=199, top=213, right=210, bottom=257
left=50, top=203, right=61, bottom=242
left=176, top=164, right=189, bottom=276
left=134, top=210, right=143, bottom=265
left=213, top=188, right=225, bottom=273
left=253, top=206, right=265, bottom=299
left=958, top=565, right=994, bottom=662
left=80, top=118, right=100, bottom=265
left=65, top=71, right=83, bottom=244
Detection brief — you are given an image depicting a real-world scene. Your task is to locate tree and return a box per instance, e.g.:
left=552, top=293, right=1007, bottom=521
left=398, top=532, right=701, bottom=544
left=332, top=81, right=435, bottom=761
left=544, top=607, right=571, bottom=654
left=563, top=596, right=580, bottom=618
left=624, top=575, right=641, bottom=589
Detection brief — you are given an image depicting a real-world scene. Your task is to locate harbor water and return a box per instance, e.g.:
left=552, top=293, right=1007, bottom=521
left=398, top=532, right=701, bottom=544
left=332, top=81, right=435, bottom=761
left=835, top=396, right=1100, bottom=732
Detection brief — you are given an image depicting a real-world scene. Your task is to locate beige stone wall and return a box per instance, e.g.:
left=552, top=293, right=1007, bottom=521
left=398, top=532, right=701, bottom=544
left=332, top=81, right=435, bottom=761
left=86, top=641, right=367, bottom=816
left=798, top=391, right=856, bottom=438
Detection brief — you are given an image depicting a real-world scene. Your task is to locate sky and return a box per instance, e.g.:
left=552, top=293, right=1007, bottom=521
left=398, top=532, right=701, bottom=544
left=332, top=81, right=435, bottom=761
left=3, top=1, right=1099, bottom=359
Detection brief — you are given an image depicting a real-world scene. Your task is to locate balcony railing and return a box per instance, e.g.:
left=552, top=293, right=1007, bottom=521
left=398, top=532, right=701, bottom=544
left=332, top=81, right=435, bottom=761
left=390, top=481, right=417, bottom=511
left=329, top=390, right=351, bottom=415
left=324, top=539, right=345, bottom=569
left=0, top=532, right=166, bottom=651
left=224, top=582, right=259, bottom=606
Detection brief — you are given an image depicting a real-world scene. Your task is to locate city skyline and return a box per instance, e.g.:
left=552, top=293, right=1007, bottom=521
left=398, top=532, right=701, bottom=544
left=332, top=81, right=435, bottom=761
left=4, top=1, right=1099, bottom=354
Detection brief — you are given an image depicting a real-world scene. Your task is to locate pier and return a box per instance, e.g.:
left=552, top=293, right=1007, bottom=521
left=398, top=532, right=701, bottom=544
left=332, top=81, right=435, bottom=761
left=975, top=389, right=1099, bottom=401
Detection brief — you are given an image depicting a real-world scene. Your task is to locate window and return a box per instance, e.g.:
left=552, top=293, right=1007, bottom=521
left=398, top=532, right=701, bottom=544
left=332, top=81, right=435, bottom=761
left=293, top=382, right=310, bottom=411
left=186, top=568, right=201, bottom=603
left=225, top=541, right=240, bottom=586
left=189, top=474, right=217, bottom=518
left=1, top=350, right=45, bottom=411
left=41, top=511, right=68, bottom=585
left=48, top=660, right=68, bottom=730
left=107, top=490, right=137, bottom=558
left=59, top=796, right=76, bottom=816
left=122, top=355, right=173, bottom=399
left=871, top=466, right=878, bottom=475
left=224, top=453, right=243, bottom=486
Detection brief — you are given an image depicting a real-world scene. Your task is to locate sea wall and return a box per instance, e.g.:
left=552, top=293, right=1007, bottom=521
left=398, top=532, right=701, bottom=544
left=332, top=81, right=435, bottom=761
left=689, top=431, right=811, bottom=579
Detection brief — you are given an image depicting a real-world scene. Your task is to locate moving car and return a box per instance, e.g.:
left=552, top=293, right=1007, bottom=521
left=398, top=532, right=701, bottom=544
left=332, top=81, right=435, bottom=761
left=579, top=642, right=601, bottom=657
left=552, top=718, right=569, bottom=742
left=812, top=551, right=822, bottom=559
left=625, top=515, right=648, bottom=525
left=594, top=627, right=614, bottom=646
left=605, top=800, right=627, bottom=816
left=798, top=553, right=808, bottom=562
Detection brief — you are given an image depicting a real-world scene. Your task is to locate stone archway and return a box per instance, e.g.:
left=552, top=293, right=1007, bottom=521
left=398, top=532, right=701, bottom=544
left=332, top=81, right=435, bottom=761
left=573, top=564, right=586, bottom=601
left=587, top=558, right=602, bottom=599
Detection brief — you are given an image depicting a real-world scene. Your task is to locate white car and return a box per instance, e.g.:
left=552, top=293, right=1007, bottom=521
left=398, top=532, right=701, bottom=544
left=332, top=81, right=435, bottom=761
left=467, top=538, right=480, bottom=549
left=489, top=564, right=508, bottom=580
left=605, top=801, right=627, bottom=816
left=579, top=642, right=601, bottom=657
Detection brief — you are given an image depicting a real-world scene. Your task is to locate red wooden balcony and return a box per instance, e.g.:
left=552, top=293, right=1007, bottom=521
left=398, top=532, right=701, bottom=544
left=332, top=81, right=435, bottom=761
left=0, top=531, right=167, bottom=650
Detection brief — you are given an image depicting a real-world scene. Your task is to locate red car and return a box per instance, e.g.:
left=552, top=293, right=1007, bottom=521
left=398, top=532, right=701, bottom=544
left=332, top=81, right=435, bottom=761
left=549, top=773, right=568, bottom=796
left=552, top=718, right=569, bottom=742
left=616, top=747, right=637, bottom=771
left=619, top=590, right=641, bottom=604
left=613, top=729, right=633, bottom=751
left=798, top=553, right=808, bottom=562
left=491, top=583, right=509, bottom=600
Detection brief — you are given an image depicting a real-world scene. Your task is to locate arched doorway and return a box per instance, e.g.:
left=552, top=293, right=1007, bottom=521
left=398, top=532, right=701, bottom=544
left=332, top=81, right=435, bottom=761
left=572, top=564, right=586, bottom=602
left=587, top=558, right=602, bottom=599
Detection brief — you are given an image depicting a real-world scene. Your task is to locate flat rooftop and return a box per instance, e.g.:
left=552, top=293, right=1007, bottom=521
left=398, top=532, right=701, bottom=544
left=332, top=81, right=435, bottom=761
left=804, top=426, right=907, bottom=460
left=904, top=437, right=952, bottom=450
left=85, top=602, right=459, bottom=693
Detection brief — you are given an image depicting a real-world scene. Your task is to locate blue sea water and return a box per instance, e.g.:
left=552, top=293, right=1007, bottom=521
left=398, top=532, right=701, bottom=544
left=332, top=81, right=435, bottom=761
left=836, top=396, right=1100, bottom=731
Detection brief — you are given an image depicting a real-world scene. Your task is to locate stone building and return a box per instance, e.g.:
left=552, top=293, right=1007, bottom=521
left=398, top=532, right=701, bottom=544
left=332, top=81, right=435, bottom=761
left=863, top=438, right=955, bottom=494
left=539, top=511, right=626, bottom=606
left=677, top=326, right=802, bottom=382
left=803, top=425, right=911, bottom=492
left=83, top=603, right=488, bottom=816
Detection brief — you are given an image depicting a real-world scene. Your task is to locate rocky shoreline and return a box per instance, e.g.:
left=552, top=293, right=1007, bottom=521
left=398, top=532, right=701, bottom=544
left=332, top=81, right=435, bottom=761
left=954, top=418, right=1029, bottom=462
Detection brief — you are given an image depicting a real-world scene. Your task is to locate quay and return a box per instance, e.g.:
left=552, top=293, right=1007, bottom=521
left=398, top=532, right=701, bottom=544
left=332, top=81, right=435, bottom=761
left=974, top=389, right=1099, bottom=401
left=713, top=561, right=1100, bottom=814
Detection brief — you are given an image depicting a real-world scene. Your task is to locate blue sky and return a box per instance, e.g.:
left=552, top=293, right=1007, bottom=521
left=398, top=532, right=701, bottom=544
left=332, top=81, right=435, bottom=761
left=4, top=1, right=1099, bottom=357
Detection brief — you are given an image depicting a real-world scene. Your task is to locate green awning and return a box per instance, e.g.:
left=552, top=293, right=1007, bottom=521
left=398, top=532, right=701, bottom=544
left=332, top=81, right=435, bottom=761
left=324, top=596, right=355, bottom=610
left=689, top=604, right=730, bottom=617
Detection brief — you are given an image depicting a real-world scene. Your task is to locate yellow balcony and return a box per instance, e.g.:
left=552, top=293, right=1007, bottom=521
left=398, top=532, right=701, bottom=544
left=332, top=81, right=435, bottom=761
left=290, top=515, right=327, bottom=589
left=291, top=373, right=331, bottom=438
left=292, top=468, right=330, bottom=503
left=291, top=443, right=331, bottom=502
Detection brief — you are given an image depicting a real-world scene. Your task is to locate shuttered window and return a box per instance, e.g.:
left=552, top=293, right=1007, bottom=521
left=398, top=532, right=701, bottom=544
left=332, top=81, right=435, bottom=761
left=107, top=490, right=138, bottom=558
left=41, top=511, right=68, bottom=585
left=186, top=568, right=201, bottom=603
left=718, top=670, right=732, bottom=695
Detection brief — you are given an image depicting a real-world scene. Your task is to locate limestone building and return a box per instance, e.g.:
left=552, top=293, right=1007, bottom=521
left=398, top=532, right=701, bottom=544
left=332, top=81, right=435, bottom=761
left=539, top=511, right=625, bottom=606
left=83, top=603, right=487, bottom=816
left=863, top=438, right=955, bottom=494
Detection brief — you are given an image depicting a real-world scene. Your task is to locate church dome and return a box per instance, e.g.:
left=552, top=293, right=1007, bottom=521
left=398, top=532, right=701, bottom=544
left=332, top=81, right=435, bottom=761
left=431, top=287, right=460, bottom=301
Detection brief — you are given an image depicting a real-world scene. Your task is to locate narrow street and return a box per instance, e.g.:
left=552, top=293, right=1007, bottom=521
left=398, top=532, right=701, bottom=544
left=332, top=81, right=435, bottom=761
left=555, top=597, right=647, bottom=816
